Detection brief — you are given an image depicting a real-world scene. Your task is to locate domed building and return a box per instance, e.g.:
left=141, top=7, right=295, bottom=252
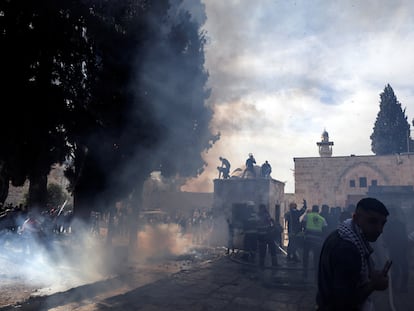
left=317, top=129, right=334, bottom=157
left=294, top=129, right=414, bottom=231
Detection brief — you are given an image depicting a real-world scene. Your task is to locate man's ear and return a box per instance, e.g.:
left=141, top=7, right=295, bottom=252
left=352, top=212, right=359, bottom=224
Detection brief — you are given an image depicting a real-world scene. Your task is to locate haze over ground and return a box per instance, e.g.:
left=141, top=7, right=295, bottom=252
left=183, top=0, right=414, bottom=194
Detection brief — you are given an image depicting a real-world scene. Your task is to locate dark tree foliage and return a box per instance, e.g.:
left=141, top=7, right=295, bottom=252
left=370, top=84, right=411, bottom=155
left=0, top=0, right=217, bottom=216
left=63, top=0, right=219, bottom=219
left=136, top=9, right=218, bottom=178
left=0, top=1, right=86, bottom=206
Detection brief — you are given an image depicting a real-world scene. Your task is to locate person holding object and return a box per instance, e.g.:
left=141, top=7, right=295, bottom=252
left=242, top=153, right=256, bottom=178
left=316, top=197, right=389, bottom=311
left=284, top=199, right=307, bottom=262
left=256, top=204, right=279, bottom=268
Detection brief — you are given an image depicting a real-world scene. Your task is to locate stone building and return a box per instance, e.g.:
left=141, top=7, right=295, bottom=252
left=213, top=176, right=285, bottom=249
left=213, top=177, right=285, bottom=221
left=294, top=130, right=414, bottom=211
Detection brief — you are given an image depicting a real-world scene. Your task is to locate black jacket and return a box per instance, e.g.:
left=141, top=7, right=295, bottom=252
left=316, top=230, right=371, bottom=311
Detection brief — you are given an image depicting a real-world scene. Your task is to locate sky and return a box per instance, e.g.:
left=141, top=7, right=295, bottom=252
left=183, top=0, right=414, bottom=194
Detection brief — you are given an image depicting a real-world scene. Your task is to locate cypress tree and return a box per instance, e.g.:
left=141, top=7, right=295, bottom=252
left=370, top=84, right=411, bottom=155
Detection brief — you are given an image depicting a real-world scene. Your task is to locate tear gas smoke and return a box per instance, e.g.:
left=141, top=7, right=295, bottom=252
left=0, top=218, right=111, bottom=298
left=0, top=204, right=231, bottom=309
left=136, top=223, right=192, bottom=260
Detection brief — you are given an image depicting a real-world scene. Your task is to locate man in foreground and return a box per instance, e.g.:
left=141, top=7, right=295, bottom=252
left=316, top=197, right=389, bottom=311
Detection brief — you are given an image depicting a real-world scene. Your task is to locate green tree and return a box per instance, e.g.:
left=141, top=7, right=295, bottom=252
left=0, top=1, right=217, bottom=219
left=370, top=84, right=411, bottom=155
left=64, top=0, right=218, bottom=222
left=0, top=1, right=90, bottom=207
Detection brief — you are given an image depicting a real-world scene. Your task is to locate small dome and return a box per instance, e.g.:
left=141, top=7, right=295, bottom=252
left=321, top=129, right=329, bottom=141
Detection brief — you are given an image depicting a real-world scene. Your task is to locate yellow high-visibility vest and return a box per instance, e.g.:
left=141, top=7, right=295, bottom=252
left=305, top=212, right=325, bottom=232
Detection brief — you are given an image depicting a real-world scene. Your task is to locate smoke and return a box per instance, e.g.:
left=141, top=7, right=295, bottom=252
left=186, top=0, right=414, bottom=194
left=0, top=218, right=109, bottom=298
left=0, top=1, right=222, bottom=307
left=135, top=223, right=192, bottom=260
left=0, top=204, right=229, bottom=308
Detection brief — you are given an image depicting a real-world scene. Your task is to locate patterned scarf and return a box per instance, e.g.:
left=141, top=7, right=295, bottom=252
left=338, top=219, right=373, bottom=283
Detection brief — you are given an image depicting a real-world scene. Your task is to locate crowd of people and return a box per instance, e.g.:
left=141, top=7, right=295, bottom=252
left=3, top=193, right=413, bottom=310
left=226, top=198, right=413, bottom=311
left=92, top=205, right=215, bottom=246
left=0, top=203, right=74, bottom=254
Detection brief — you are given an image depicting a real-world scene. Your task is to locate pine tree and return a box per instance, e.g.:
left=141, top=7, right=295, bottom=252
left=370, top=84, right=411, bottom=155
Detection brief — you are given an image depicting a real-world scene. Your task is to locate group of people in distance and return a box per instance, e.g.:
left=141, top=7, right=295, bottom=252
left=217, top=154, right=410, bottom=310
left=217, top=153, right=272, bottom=179
left=285, top=197, right=409, bottom=311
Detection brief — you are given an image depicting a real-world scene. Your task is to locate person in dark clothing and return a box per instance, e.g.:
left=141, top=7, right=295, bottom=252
left=339, top=205, right=353, bottom=223
left=284, top=200, right=307, bottom=262
left=319, top=205, right=330, bottom=223
left=218, top=156, right=231, bottom=179
left=226, top=218, right=234, bottom=255
left=327, top=206, right=341, bottom=231
left=382, top=207, right=409, bottom=293
left=316, top=197, right=389, bottom=311
left=320, top=204, right=337, bottom=238
left=257, top=204, right=278, bottom=268
left=242, top=153, right=256, bottom=178
left=260, top=160, right=272, bottom=178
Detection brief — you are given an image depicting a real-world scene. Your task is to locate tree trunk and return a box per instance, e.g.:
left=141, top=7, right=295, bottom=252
left=128, top=182, right=144, bottom=254
left=28, top=172, right=48, bottom=209
left=0, top=163, right=9, bottom=204
left=73, top=191, right=95, bottom=221
left=71, top=145, right=101, bottom=222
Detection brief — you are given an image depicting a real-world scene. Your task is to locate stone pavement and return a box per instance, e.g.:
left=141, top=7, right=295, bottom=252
left=3, top=248, right=413, bottom=311
left=95, top=252, right=317, bottom=311
left=87, top=250, right=414, bottom=311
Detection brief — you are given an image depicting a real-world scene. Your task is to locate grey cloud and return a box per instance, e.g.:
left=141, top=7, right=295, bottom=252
left=212, top=100, right=275, bottom=133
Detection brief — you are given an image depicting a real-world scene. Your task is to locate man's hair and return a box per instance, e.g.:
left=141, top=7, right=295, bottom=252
left=355, top=197, right=389, bottom=216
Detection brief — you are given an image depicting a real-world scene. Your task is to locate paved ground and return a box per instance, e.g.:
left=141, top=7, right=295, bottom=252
left=1, top=248, right=413, bottom=311
left=0, top=250, right=318, bottom=311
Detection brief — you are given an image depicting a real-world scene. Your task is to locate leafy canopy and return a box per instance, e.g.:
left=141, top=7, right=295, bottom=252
left=0, top=0, right=218, bottom=211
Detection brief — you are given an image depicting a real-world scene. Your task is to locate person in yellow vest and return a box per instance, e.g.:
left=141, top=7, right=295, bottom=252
left=302, top=205, right=327, bottom=280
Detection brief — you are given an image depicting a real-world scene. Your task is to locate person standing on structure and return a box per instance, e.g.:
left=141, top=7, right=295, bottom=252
left=242, top=153, right=256, bottom=178
left=316, top=197, right=389, bottom=311
left=217, top=156, right=231, bottom=179
left=260, top=160, right=272, bottom=178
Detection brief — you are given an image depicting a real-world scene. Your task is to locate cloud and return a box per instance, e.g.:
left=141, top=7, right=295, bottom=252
left=183, top=0, right=414, bottom=193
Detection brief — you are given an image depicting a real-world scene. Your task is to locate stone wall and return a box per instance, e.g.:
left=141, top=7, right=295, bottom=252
left=294, top=153, right=414, bottom=208
left=213, top=178, right=286, bottom=221
left=143, top=190, right=214, bottom=217
left=4, top=164, right=69, bottom=206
